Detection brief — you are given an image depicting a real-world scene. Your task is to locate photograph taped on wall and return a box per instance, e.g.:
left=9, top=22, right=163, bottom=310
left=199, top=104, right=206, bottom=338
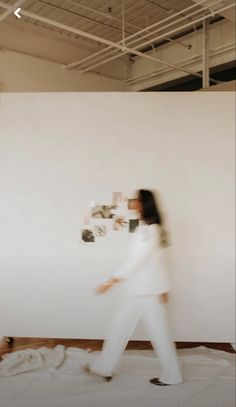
left=83, top=213, right=90, bottom=225
left=113, top=216, right=125, bottom=231
left=129, top=219, right=139, bottom=233
left=113, top=216, right=129, bottom=232
left=82, top=191, right=138, bottom=243
left=94, top=225, right=106, bottom=237
left=91, top=205, right=116, bottom=219
left=81, top=228, right=95, bottom=243
left=112, top=191, right=123, bottom=206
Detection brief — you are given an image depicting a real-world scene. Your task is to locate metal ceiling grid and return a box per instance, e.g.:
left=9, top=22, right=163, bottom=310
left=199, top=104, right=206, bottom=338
left=0, top=0, right=235, bottom=86
left=60, top=0, right=234, bottom=76
left=23, top=0, right=111, bottom=51
left=25, top=1, right=135, bottom=50
left=0, top=1, right=206, bottom=50
left=28, top=1, right=162, bottom=39
left=33, top=0, right=124, bottom=45
left=32, top=0, right=153, bottom=43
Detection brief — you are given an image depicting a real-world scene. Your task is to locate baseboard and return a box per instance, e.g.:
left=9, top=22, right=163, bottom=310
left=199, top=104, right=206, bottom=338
left=176, top=341, right=235, bottom=353
left=1, top=337, right=235, bottom=354
left=131, top=341, right=235, bottom=353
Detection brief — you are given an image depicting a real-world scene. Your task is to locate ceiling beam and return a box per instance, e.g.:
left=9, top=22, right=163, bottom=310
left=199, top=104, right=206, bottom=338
left=65, top=0, right=223, bottom=70
left=123, top=42, right=235, bottom=85
left=202, top=18, right=210, bottom=88
left=192, top=0, right=236, bottom=22
left=0, top=0, right=234, bottom=82
left=77, top=3, right=233, bottom=79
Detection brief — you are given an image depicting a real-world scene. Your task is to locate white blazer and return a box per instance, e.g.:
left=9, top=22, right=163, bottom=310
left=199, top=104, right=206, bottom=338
left=113, top=223, right=171, bottom=296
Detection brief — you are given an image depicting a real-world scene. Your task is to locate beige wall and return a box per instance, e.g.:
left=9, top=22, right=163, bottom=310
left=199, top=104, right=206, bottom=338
left=0, top=49, right=126, bottom=92
left=0, top=92, right=235, bottom=342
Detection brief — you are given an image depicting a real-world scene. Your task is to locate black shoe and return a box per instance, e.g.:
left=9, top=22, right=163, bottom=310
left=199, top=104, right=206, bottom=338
left=150, top=378, right=170, bottom=386
left=84, top=365, right=113, bottom=382
left=104, top=376, right=113, bottom=382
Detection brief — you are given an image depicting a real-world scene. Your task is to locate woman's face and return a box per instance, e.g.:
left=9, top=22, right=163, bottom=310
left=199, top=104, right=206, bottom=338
left=133, top=194, right=143, bottom=216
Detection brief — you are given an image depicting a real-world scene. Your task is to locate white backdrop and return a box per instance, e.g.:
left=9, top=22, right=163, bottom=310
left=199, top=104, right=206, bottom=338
left=0, top=92, right=235, bottom=342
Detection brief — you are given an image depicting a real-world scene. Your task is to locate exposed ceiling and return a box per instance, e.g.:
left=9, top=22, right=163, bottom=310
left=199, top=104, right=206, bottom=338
left=0, top=0, right=235, bottom=82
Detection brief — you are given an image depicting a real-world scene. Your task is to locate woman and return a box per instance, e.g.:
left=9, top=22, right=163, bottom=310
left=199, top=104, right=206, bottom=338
left=88, top=189, right=183, bottom=386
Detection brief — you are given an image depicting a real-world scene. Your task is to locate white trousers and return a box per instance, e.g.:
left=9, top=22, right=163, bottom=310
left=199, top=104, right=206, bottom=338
left=90, top=296, right=183, bottom=384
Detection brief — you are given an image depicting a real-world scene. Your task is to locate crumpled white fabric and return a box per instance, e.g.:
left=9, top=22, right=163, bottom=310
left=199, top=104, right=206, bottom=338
left=0, top=345, right=93, bottom=378
left=0, top=346, right=235, bottom=407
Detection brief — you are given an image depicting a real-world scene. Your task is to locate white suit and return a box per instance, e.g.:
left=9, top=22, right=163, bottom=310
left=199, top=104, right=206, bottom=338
left=90, top=223, right=183, bottom=384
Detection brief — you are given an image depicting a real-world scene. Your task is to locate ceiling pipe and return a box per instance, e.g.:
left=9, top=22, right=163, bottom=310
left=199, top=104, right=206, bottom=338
left=65, top=0, right=224, bottom=70
left=122, top=0, right=125, bottom=52
left=125, top=56, right=214, bottom=85
left=79, top=2, right=233, bottom=74
left=192, top=0, right=236, bottom=23
left=0, top=1, right=234, bottom=82
left=64, top=0, right=215, bottom=69
left=124, top=42, right=235, bottom=85
left=202, top=18, right=210, bottom=88
left=64, top=0, right=190, bottom=51
left=78, top=0, right=224, bottom=71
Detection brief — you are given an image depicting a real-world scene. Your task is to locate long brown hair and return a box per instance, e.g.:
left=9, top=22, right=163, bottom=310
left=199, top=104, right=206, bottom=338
left=138, top=189, right=162, bottom=225
left=138, top=189, right=169, bottom=247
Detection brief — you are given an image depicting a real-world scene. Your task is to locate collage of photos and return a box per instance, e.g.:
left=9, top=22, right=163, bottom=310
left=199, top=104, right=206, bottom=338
left=81, top=192, right=139, bottom=243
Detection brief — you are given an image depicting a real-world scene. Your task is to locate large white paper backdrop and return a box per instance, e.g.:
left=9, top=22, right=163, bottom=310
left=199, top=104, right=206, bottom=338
left=0, top=92, right=235, bottom=341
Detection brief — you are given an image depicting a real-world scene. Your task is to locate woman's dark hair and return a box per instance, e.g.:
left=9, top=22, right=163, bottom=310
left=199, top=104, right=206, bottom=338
left=138, top=189, right=162, bottom=225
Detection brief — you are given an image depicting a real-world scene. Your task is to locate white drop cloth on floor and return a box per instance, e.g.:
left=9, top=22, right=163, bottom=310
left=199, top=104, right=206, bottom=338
left=0, top=346, right=235, bottom=407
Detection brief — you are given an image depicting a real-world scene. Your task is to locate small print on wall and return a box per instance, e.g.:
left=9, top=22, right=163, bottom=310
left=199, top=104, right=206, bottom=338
left=112, top=192, right=123, bottom=206
left=113, top=216, right=125, bottom=231
left=94, top=225, right=106, bottom=237
left=92, top=205, right=116, bottom=219
left=83, top=213, right=90, bottom=225
left=81, top=228, right=95, bottom=243
left=113, top=216, right=129, bottom=232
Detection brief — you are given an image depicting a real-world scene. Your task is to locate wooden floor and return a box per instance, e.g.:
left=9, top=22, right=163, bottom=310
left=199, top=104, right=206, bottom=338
left=0, top=337, right=235, bottom=359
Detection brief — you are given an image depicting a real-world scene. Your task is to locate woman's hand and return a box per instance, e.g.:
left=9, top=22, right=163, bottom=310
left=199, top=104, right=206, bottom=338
left=159, top=292, right=169, bottom=304
left=96, top=278, right=120, bottom=295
